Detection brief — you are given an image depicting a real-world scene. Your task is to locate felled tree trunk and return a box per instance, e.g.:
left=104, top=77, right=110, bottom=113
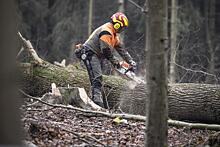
left=120, top=83, right=220, bottom=124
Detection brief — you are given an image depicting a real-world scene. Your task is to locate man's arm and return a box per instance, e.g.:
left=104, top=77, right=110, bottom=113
left=115, top=44, right=137, bottom=70
left=99, top=31, right=119, bottom=67
left=115, top=44, right=133, bottom=63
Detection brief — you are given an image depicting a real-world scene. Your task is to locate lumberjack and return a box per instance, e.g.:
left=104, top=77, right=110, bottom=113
left=75, top=12, right=137, bottom=108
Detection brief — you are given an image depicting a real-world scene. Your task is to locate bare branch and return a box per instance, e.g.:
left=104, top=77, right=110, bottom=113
left=143, top=0, right=149, bottom=12
left=168, top=119, right=220, bottom=131
left=16, top=46, right=24, bottom=59
left=173, top=62, right=219, bottom=82
left=127, top=0, right=147, bottom=13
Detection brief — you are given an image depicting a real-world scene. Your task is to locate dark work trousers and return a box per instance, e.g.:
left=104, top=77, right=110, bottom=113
left=83, top=52, right=104, bottom=107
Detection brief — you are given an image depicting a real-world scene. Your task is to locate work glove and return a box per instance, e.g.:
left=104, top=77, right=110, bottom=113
left=128, top=60, right=137, bottom=71
left=74, top=44, right=83, bottom=59
left=112, top=60, right=120, bottom=69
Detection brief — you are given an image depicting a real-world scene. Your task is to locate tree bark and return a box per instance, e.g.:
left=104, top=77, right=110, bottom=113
left=0, top=0, right=21, bottom=145
left=169, top=83, right=220, bottom=123
left=169, top=0, right=178, bottom=83
left=145, top=0, right=168, bottom=145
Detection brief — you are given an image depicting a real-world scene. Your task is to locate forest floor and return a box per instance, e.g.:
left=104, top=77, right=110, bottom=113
left=21, top=102, right=218, bottom=147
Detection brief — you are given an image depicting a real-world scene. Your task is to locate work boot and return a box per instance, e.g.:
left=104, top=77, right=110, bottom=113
left=92, top=89, right=104, bottom=108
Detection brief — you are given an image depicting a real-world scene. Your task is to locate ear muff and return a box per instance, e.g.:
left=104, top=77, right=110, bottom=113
left=114, top=23, right=121, bottom=30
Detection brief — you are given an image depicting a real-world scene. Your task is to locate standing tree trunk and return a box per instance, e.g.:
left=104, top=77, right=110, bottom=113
left=145, top=0, right=168, bottom=146
left=169, top=0, right=178, bottom=83
left=205, top=0, right=216, bottom=83
left=118, top=0, right=125, bottom=43
left=88, top=0, right=93, bottom=36
left=0, top=0, right=21, bottom=145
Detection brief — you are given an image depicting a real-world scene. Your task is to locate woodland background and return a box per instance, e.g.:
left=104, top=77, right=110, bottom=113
left=17, top=0, right=220, bottom=84
left=0, top=0, right=219, bottom=146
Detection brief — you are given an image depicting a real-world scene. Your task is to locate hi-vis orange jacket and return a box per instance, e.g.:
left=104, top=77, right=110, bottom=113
left=83, top=22, right=132, bottom=63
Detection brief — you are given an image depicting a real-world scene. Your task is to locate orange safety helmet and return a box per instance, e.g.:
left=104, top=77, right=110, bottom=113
left=111, top=12, right=129, bottom=32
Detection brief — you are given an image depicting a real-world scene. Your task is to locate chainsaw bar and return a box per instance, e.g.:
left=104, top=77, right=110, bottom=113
left=115, top=61, right=146, bottom=84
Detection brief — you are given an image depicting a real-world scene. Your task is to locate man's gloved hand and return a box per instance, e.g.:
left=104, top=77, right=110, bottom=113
left=128, top=60, right=137, bottom=71
left=112, top=60, right=120, bottom=69
left=129, top=60, right=136, bottom=67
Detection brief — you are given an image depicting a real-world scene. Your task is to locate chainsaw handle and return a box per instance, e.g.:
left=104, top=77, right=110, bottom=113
left=129, top=66, right=136, bottom=73
left=113, top=61, right=121, bottom=69
left=118, top=60, right=136, bottom=73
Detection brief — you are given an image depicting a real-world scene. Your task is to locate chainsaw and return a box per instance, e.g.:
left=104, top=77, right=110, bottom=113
left=115, top=61, right=146, bottom=84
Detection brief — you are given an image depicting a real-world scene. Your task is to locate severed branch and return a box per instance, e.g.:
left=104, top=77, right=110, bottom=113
left=174, top=62, right=219, bottom=82
left=17, top=32, right=43, bottom=64
left=20, top=89, right=220, bottom=131
left=168, top=119, right=220, bottom=131
left=16, top=46, right=24, bottom=59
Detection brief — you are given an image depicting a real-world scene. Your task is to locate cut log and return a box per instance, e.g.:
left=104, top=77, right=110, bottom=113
left=120, top=83, right=220, bottom=124
left=168, top=83, right=220, bottom=124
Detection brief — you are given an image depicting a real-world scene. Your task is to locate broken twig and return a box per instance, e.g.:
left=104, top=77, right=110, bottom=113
left=18, top=32, right=43, bottom=64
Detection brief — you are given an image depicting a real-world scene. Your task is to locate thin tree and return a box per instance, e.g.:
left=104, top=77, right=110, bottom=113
left=118, top=0, right=125, bottom=43
left=88, top=0, right=93, bottom=36
left=205, top=0, right=216, bottom=83
left=169, top=0, right=178, bottom=83
left=145, top=0, right=168, bottom=146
